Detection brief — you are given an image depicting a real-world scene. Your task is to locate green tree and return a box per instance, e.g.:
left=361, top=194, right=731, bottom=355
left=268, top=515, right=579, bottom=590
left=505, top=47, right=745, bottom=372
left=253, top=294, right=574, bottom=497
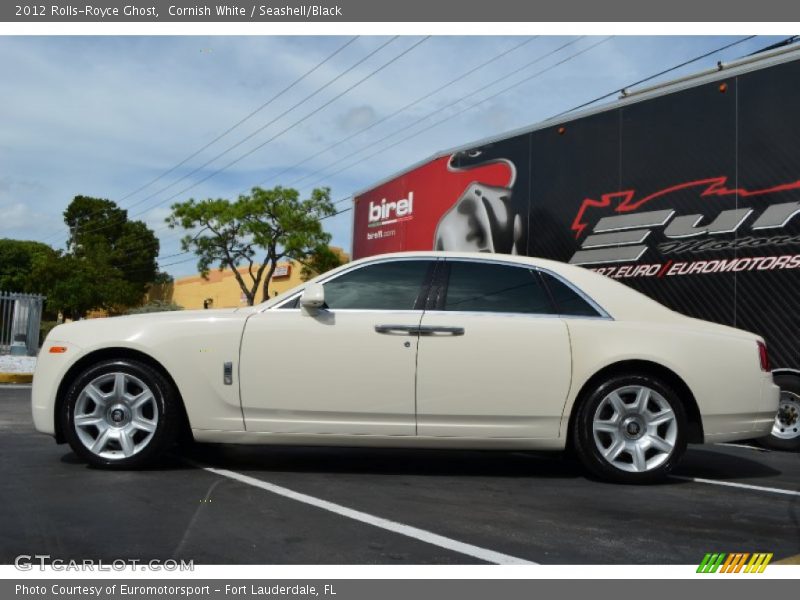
left=299, top=246, right=344, bottom=281
left=64, top=196, right=159, bottom=292
left=126, top=299, right=183, bottom=315
left=0, top=238, right=59, bottom=293
left=167, top=186, right=337, bottom=306
left=53, top=195, right=160, bottom=317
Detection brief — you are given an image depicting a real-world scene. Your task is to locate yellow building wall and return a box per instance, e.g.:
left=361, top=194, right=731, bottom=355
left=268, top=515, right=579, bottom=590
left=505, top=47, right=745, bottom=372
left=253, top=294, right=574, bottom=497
left=162, top=249, right=349, bottom=310
left=171, top=262, right=299, bottom=309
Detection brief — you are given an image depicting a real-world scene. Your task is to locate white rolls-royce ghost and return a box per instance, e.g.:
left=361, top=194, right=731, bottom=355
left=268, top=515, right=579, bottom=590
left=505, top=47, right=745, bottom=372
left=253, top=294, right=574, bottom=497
left=32, top=252, right=779, bottom=483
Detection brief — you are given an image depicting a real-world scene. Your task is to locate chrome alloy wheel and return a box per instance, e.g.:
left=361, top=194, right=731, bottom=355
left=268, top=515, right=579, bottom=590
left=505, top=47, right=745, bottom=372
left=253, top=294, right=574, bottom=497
left=771, top=390, right=800, bottom=440
left=592, top=385, right=678, bottom=473
left=73, top=372, right=159, bottom=460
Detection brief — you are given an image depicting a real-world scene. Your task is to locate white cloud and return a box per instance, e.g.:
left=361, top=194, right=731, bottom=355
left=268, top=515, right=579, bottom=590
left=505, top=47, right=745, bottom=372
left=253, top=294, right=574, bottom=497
left=0, top=35, right=783, bottom=277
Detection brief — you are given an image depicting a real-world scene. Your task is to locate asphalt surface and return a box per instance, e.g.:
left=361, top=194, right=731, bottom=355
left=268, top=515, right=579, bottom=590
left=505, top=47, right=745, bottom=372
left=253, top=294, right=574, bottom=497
left=2, top=384, right=799, bottom=565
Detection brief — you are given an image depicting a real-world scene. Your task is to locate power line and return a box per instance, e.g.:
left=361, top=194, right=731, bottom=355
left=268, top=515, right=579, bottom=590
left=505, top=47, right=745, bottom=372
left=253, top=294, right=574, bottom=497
left=124, top=37, right=401, bottom=217
left=296, top=37, right=607, bottom=195
left=120, top=37, right=360, bottom=209
left=96, top=36, right=770, bottom=275
left=112, top=33, right=522, bottom=264
left=131, top=36, right=431, bottom=220
left=549, top=35, right=758, bottom=119
left=48, top=37, right=399, bottom=243
left=63, top=37, right=428, bottom=243
left=255, top=37, right=538, bottom=191
left=37, top=37, right=361, bottom=245
left=158, top=38, right=605, bottom=270
left=310, top=35, right=767, bottom=230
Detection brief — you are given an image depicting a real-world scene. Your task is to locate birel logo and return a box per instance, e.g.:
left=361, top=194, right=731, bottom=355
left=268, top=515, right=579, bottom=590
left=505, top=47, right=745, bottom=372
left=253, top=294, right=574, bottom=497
left=368, top=192, right=414, bottom=226
left=569, top=177, right=800, bottom=265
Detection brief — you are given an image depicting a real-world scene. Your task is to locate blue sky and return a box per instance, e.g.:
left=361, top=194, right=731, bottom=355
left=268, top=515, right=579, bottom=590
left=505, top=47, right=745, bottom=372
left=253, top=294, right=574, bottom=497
left=0, top=35, right=785, bottom=278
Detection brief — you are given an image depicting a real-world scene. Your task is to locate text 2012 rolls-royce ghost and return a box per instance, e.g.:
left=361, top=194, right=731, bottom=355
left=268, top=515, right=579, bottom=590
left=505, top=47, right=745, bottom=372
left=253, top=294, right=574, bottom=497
left=32, top=252, right=779, bottom=483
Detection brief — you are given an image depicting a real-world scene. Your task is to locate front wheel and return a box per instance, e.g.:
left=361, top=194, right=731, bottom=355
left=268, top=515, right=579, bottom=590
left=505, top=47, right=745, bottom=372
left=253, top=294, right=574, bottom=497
left=573, top=374, right=688, bottom=483
left=758, top=374, right=800, bottom=452
left=61, top=359, right=181, bottom=468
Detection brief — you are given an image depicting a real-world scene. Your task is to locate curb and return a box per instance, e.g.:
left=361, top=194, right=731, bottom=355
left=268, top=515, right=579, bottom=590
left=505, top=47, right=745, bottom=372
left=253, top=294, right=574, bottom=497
left=0, top=373, right=33, bottom=384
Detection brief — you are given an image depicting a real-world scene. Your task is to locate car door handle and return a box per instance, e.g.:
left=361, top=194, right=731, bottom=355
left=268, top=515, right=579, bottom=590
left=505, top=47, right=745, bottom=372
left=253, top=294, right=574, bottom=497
left=418, top=325, right=465, bottom=336
left=374, top=324, right=420, bottom=335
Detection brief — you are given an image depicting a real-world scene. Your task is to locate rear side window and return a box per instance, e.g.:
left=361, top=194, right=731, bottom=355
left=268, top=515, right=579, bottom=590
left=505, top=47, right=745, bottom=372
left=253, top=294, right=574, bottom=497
left=540, top=271, right=602, bottom=317
left=323, top=260, right=432, bottom=310
left=443, top=261, right=554, bottom=314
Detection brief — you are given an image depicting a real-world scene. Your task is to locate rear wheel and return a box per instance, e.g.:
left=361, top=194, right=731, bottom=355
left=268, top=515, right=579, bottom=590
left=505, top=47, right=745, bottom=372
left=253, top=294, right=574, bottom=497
left=573, top=374, right=688, bottom=483
left=758, top=374, right=800, bottom=452
left=61, top=359, right=181, bottom=468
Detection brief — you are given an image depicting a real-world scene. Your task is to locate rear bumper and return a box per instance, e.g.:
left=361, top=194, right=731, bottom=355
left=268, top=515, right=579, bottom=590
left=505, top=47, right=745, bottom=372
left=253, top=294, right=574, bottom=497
left=702, top=374, right=779, bottom=443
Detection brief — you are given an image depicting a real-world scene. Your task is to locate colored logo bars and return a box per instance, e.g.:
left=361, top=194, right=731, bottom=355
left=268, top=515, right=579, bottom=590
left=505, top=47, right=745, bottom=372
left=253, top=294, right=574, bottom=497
left=697, top=552, right=773, bottom=573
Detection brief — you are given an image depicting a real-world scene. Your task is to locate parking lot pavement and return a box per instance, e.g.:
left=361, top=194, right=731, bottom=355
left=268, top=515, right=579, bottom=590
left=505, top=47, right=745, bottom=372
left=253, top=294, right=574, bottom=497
left=2, top=384, right=799, bottom=565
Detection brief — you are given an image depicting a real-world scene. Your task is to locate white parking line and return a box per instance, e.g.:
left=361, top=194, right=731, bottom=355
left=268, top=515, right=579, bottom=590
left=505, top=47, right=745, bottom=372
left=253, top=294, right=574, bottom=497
left=715, top=442, right=769, bottom=452
left=193, top=462, right=535, bottom=565
left=671, top=475, right=800, bottom=497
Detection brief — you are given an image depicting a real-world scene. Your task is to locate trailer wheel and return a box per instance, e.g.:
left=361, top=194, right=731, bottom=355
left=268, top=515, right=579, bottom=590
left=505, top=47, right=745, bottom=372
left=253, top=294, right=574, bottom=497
left=758, top=373, right=800, bottom=452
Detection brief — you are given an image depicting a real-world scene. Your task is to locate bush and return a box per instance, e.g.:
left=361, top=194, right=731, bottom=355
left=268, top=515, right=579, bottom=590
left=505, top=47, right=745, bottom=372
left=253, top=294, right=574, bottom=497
left=126, top=300, right=183, bottom=315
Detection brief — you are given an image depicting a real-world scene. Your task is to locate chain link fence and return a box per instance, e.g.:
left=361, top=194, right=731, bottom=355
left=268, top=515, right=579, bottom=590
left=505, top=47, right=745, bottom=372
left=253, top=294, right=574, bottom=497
left=0, top=292, right=45, bottom=356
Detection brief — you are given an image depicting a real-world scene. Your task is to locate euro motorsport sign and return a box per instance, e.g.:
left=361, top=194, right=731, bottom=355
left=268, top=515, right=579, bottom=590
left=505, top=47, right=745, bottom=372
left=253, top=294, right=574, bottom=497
left=569, top=175, right=800, bottom=278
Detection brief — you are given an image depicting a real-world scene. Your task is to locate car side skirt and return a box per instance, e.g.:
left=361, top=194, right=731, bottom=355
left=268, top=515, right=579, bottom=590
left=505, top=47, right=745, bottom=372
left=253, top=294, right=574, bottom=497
left=191, top=429, right=567, bottom=450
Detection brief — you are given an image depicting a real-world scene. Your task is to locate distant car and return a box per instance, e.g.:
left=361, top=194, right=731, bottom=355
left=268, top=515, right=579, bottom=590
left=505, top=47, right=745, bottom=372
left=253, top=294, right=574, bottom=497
left=32, top=252, right=779, bottom=482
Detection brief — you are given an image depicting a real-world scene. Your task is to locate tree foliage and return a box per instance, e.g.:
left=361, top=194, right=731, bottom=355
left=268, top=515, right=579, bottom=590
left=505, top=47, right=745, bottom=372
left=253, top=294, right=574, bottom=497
left=126, top=300, right=183, bottom=315
left=52, top=196, right=161, bottom=318
left=167, top=186, right=338, bottom=305
left=2, top=197, right=163, bottom=320
left=65, top=195, right=159, bottom=291
left=0, top=239, right=58, bottom=293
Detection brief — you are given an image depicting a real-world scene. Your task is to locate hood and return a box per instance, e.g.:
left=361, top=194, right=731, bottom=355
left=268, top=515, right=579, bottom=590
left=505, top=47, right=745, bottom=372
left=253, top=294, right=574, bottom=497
left=45, top=307, right=253, bottom=348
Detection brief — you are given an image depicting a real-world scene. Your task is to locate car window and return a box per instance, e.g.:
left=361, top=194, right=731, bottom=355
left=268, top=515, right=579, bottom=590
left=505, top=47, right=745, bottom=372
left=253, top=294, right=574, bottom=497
left=539, top=271, right=602, bottom=317
left=276, top=296, right=299, bottom=309
left=323, top=260, right=433, bottom=310
left=443, top=261, right=554, bottom=314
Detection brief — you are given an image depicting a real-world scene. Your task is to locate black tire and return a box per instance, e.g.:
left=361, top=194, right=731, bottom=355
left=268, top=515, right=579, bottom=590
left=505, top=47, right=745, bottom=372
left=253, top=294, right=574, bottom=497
left=60, top=359, right=181, bottom=469
left=573, top=373, right=688, bottom=484
left=757, top=373, right=800, bottom=452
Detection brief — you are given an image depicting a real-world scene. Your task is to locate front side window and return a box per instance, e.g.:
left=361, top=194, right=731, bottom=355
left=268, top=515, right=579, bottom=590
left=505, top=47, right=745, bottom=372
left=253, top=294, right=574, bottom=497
left=443, top=261, right=554, bottom=314
left=322, top=260, right=433, bottom=310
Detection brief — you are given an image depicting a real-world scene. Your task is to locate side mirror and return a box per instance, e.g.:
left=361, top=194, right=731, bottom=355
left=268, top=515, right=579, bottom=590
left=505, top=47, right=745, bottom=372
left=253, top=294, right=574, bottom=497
left=299, top=283, right=325, bottom=315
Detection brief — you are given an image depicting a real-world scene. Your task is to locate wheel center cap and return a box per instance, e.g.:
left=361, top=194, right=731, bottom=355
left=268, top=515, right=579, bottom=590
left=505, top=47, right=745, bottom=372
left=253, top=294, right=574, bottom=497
left=107, top=405, right=130, bottom=427
left=622, top=417, right=644, bottom=439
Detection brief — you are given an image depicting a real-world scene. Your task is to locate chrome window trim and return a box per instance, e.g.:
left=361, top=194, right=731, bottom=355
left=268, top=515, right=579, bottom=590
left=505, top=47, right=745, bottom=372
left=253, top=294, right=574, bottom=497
left=268, top=254, right=613, bottom=320
left=535, top=266, right=613, bottom=320
left=440, top=256, right=613, bottom=320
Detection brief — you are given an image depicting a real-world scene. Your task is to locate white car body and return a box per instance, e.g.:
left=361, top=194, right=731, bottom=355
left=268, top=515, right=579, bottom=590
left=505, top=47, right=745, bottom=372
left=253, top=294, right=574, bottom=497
left=32, top=252, right=778, bottom=459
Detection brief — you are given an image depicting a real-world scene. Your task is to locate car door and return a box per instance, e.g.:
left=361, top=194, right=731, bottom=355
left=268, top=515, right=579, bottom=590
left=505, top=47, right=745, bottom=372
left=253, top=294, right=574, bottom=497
left=415, top=258, right=573, bottom=439
left=239, top=258, right=436, bottom=436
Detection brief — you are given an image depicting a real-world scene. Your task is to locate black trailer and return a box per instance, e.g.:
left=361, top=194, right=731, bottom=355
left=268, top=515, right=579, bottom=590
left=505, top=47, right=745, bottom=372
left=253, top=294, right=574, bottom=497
left=352, top=42, right=800, bottom=450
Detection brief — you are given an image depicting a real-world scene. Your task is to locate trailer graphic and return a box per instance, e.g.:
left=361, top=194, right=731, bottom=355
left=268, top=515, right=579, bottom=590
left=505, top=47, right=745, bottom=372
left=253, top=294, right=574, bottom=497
left=570, top=175, right=800, bottom=264
left=352, top=43, right=800, bottom=450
